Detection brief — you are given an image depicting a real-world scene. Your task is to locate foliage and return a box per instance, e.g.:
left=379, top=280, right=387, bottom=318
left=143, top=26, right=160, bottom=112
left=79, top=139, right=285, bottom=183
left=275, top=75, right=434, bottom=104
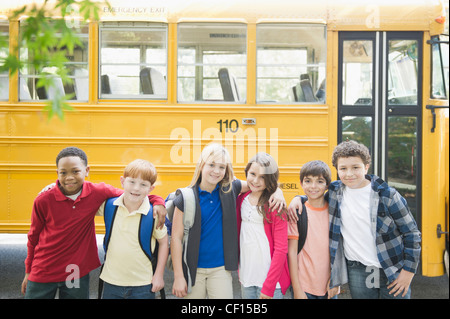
left=0, top=0, right=106, bottom=120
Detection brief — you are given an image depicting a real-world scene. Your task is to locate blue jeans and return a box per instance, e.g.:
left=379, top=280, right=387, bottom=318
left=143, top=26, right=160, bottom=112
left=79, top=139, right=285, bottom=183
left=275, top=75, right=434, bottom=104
left=346, top=259, right=411, bottom=299
left=241, top=285, right=284, bottom=299
left=25, top=274, right=90, bottom=299
left=305, top=292, right=338, bottom=299
left=102, top=282, right=155, bottom=299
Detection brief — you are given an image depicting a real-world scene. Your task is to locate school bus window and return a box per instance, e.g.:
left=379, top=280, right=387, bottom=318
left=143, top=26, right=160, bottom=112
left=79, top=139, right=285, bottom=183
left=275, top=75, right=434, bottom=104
left=18, top=21, right=89, bottom=101
left=341, top=116, right=373, bottom=174
left=387, top=40, right=418, bottom=105
left=99, top=22, right=168, bottom=100
left=0, top=21, right=9, bottom=101
left=431, top=36, right=448, bottom=99
left=342, top=40, right=373, bottom=106
left=442, top=34, right=449, bottom=98
left=256, top=24, right=326, bottom=104
left=177, top=23, right=247, bottom=103
left=387, top=116, right=418, bottom=217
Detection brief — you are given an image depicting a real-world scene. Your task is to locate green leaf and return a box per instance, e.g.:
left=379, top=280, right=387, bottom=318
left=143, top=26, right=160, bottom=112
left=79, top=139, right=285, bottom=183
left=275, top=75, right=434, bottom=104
left=1, top=0, right=105, bottom=120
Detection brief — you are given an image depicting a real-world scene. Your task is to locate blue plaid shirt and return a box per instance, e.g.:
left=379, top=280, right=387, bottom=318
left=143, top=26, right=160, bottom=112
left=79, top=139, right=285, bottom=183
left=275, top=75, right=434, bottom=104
left=328, top=175, right=421, bottom=288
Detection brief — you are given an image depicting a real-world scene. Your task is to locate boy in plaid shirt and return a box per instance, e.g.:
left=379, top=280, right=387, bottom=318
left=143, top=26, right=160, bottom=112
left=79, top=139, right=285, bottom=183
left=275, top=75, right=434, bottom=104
left=289, top=140, right=421, bottom=299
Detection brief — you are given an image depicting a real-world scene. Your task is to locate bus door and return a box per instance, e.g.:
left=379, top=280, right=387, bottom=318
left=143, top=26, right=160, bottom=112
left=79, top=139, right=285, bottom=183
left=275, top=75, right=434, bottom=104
left=338, top=31, right=423, bottom=222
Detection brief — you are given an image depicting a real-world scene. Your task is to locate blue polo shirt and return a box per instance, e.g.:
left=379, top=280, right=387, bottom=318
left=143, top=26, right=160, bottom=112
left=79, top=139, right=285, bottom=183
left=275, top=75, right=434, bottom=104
left=197, top=184, right=225, bottom=268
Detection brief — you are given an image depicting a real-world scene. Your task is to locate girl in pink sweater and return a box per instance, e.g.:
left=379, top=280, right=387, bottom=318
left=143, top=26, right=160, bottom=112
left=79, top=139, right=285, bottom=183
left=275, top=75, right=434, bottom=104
left=236, top=153, right=290, bottom=299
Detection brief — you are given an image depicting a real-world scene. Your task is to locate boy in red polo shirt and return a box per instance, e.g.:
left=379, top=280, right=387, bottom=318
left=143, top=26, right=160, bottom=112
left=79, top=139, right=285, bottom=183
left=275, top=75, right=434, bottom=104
left=21, top=147, right=165, bottom=299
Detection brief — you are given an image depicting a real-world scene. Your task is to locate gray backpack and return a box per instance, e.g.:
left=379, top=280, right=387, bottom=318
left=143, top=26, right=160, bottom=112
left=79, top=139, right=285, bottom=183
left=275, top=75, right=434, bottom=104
left=165, top=187, right=196, bottom=293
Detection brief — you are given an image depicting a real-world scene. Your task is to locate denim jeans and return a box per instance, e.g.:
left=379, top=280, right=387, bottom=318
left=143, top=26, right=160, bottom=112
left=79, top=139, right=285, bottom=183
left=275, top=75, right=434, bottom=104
left=305, top=292, right=338, bottom=299
left=25, top=274, right=90, bottom=299
left=102, top=282, right=155, bottom=299
left=346, top=259, right=411, bottom=299
left=241, top=285, right=284, bottom=299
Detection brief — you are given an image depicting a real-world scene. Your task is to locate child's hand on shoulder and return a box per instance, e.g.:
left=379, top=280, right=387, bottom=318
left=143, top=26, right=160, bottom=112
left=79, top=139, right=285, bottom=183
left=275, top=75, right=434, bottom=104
left=268, top=188, right=286, bottom=212
left=153, top=205, right=167, bottom=229
left=38, top=183, right=56, bottom=194
left=287, top=196, right=302, bottom=223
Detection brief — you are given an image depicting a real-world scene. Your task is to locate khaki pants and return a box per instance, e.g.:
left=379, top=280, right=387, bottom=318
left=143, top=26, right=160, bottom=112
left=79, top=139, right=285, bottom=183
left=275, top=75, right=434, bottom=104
left=185, top=266, right=233, bottom=299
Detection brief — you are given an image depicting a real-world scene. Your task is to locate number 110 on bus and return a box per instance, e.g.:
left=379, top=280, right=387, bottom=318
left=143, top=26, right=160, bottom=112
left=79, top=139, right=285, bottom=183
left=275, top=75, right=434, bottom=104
left=217, top=119, right=239, bottom=133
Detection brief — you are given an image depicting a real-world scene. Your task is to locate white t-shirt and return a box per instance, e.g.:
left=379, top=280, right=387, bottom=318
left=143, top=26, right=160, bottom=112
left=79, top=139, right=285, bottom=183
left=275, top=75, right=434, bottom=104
left=66, top=189, right=82, bottom=201
left=340, top=183, right=381, bottom=268
left=239, top=196, right=274, bottom=288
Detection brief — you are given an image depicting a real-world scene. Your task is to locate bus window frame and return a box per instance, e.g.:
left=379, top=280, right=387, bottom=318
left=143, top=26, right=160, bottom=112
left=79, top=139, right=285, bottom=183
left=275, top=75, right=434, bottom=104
left=176, top=22, right=247, bottom=104
left=430, top=35, right=448, bottom=100
left=387, top=38, right=420, bottom=106
left=98, top=21, right=169, bottom=101
left=255, top=23, right=327, bottom=105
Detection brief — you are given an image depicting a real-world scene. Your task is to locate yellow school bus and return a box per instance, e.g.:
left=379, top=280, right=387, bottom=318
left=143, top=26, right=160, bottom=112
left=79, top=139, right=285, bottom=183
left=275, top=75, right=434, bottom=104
left=0, top=0, right=448, bottom=277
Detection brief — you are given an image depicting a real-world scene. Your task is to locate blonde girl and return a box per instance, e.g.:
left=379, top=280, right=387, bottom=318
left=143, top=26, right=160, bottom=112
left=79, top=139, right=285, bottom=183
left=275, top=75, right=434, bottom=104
left=171, top=144, right=285, bottom=299
left=236, top=153, right=290, bottom=299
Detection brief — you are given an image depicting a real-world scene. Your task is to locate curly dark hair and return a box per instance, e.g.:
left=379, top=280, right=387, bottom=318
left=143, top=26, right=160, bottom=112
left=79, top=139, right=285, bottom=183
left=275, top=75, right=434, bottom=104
left=56, top=147, right=88, bottom=167
left=331, top=140, right=371, bottom=169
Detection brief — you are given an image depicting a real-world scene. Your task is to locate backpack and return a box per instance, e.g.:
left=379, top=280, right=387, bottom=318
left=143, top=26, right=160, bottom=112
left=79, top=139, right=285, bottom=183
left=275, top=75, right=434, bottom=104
left=164, top=187, right=196, bottom=293
left=297, top=195, right=308, bottom=253
left=98, top=196, right=165, bottom=298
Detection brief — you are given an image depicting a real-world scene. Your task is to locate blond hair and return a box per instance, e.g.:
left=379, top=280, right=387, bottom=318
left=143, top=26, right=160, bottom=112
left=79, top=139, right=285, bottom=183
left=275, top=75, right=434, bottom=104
left=123, top=159, right=157, bottom=185
left=190, top=143, right=234, bottom=192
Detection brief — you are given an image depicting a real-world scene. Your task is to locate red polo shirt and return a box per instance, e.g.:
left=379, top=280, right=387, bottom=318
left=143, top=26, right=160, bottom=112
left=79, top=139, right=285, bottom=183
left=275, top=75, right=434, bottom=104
left=25, top=180, right=164, bottom=283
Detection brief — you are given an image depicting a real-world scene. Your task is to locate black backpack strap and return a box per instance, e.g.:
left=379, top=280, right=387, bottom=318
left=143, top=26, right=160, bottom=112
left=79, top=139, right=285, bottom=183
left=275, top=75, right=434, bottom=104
left=98, top=200, right=118, bottom=299
left=150, top=236, right=166, bottom=299
left=97, top=264, right=105, bottom=299
left=297, top=196, right=308, bottom=253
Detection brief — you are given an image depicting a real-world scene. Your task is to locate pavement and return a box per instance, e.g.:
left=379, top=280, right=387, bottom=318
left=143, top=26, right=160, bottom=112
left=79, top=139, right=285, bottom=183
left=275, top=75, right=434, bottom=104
left=0, top=234, right=448, bottom=300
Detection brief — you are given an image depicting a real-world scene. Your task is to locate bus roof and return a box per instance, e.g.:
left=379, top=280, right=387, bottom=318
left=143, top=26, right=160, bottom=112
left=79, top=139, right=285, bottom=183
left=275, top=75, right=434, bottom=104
left=0, top=0, right=446, bottom=34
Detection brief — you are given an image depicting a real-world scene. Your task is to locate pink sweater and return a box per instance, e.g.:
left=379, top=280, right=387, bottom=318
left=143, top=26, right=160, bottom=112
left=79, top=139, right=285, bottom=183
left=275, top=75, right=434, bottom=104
left=236, top=191, right=290, bottom=297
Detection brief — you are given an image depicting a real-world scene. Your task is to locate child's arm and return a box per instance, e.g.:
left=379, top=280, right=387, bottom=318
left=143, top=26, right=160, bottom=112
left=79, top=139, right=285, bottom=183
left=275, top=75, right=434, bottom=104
left=98, top=184, right=166, bottom=228
left=93, top=183, right=167, bottom=225
left=171, top=206, right=188, bottom=298
left=95, top=183, right=166, bottom=228
left=387, top=269, right=415, bottom=298
left=386, top=190, right=421, bottom=296
left=288, top=239, right=307, bottom=299
left=150, top=197, right=166, bottom=229
left=268, top=188, right=286, bottom=213
left=287, top=196, right=303, bottom=222
left=22, top=200, right=45, bottom=295
left=327, top=284, right=340, bottom=299
left=260, top=213, right=288, bottom=298
left=240, top=179, right=286, bottom=212
left=38, top=182, right=166, bottom=228
left=151, top=233, right=169, bottom=293
left=21, top=274, right=29, bottom=296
